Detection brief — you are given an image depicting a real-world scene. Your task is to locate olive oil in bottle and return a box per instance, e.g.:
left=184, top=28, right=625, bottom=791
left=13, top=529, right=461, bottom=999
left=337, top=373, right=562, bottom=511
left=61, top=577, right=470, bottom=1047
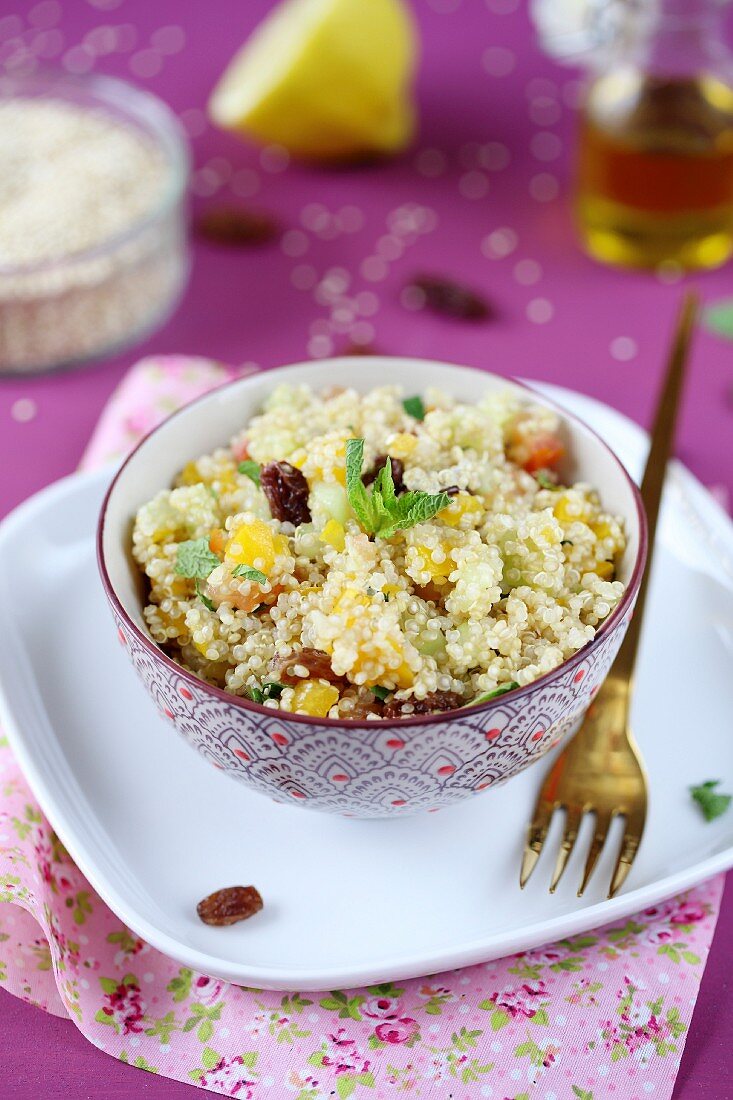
left=576, top=0, right=733, bottom=270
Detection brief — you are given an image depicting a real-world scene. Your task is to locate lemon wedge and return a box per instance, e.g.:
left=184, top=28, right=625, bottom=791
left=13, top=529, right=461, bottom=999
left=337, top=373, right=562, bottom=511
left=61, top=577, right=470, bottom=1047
left=208, top=0, right=418, bottom=160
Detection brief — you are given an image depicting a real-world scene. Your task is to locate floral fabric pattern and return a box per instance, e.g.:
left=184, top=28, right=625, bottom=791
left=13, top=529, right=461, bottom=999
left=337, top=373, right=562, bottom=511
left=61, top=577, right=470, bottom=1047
left=0, top=356, right=725, bottom=1099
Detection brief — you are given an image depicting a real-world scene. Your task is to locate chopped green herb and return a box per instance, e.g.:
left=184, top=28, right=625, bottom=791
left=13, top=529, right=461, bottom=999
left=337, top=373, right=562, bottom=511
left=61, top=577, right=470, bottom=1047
left=246, top=686, right=265, bottom=704
left=238, top=459, right=261, bottom=485
left=174, top=538, right=220, bottom=579
left=371, top=685, right=391, bottom=701
left=262, top=681, right=284, bottom=700
left=402, top=395, right=425, bottom=421
left=535, top=469, right=561, bottom=491
left=195, top=580, right=215, bottom=612
left=690, top=780, right=732, bottom=822
left=345, top=437, right=450, bottom=539
left=232, top=564, right=267, bottom=584
left=464, top=681, right=520, bottom=707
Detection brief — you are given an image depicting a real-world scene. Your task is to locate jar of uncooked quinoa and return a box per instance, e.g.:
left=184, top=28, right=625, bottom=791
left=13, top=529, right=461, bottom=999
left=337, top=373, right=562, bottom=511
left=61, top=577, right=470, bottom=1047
left=0, top=69, right=190, bottom=374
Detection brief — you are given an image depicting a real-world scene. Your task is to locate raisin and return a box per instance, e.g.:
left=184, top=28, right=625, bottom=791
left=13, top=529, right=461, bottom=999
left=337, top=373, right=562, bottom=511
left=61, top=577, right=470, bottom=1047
left=363, top=454, right=405, bottom=494
left=196, top=206, right=280, bottom=246
left=260, top=461, right=311, bottom=525
left=442, top=484, right=460, bottom=496
left=405, top=274, right=492, bottom=321
left=273, top=648, right=341, bottom=685
left=342, top=341, right=378, bottom=356
left=383, top=691, right=464, bottom=719
left=197, top=885, right=263, bottom=926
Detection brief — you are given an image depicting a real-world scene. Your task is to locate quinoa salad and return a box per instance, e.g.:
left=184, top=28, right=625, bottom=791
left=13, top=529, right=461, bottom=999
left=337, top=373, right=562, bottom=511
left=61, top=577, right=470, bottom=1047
left=131, top=384, right=627, bottom=720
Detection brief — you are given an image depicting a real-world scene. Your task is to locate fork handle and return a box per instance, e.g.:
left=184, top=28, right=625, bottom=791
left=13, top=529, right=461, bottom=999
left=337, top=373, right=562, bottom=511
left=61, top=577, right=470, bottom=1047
left=610, top=291, right=699, bottom=683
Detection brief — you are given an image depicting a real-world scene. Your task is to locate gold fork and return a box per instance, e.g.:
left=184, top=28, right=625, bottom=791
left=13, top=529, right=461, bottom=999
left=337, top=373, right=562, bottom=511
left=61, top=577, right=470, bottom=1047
left=519, top=290, right=699, bottom=899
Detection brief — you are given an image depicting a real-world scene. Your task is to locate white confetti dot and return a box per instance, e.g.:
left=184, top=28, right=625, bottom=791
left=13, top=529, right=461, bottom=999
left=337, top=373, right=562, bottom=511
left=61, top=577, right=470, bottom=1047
left=490, top=1040, right=502, bottom=1053
left=376, top=234, right=404, bottom=261
left=191, top=167, right=220, bottom=197
left=301, top=202, right=330, bottom=233
left=514, top=258, right=542, bottom=285
left=281, top=229, right=309, bottom=257
left=62, top=45, right=94, bottom=74
left=29, top=1, right=61, bottom=29
left=308, top=334, right=333, bottom=358
left=336, top=205, right=364, bottom=233
left=231, top=168, right=259, bottom=198
left=291, top=264, right=317, bottom=291
left=459, top=170, right=489, bottom=199
left=479, top=142, right=510, bottom=171
left=656, top=260, right=684, bottom=284
left=527, top=297, right=554, bottom=324
left=530, top=173, right=559, bottom=203
left=260, top=144, right=289, bottom=173
left=481, top=227, right=518, bottom=259
left=529, top=97, right=562, bottom=126
left=526, top=77, right=558, bottom=100
left=350, top=321, right=375, bottom=346
left=355, top=290, right=379, bottom=316
left=204, top=156, right=232, bottom=184
left=129, top=48, right=162, bottom=79
left=332, top=306, right=355, bottom=331
left=150, top=25, right=185, bottom=55
left=531, top=131, right=562, bottom=162
left=83, top=26, right=117, bottom=56
left=415, top=147, right=447, bottom=177
left=482, top=45, right=515, bottom=76
left=401, top=285, right=426, bottom=311
left=610, top=336, right=637, bottom=361
left=112, top=23, right=137, bottom=52
left=30, top=27, right=63, bottom=57
left=179, top=107, right=206, bottom=138
left=321, top=267, right=350, bottom=296
left=11, top=398, right=37, bottom=422
left=361, top=256, right=389, bottom=282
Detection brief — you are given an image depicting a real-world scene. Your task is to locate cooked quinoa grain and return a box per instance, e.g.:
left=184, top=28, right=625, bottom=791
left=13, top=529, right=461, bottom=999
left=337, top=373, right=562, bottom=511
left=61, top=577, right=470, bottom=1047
left=132, top=384, right=627, bottom=718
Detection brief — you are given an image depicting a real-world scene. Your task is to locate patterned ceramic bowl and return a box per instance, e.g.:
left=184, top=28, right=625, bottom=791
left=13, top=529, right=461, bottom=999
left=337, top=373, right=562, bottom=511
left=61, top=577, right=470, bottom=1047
left=98, top=359, right=646, bottom=818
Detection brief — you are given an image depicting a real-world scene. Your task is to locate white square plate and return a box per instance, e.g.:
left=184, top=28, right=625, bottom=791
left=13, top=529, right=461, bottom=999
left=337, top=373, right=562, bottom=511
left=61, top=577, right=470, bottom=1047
left=1, top=384, right=732, bottom=990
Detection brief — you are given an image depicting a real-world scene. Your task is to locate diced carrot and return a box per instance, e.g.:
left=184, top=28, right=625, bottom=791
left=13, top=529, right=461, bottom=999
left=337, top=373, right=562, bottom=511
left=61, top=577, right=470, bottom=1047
left=522, top=433, right=565, bottom=473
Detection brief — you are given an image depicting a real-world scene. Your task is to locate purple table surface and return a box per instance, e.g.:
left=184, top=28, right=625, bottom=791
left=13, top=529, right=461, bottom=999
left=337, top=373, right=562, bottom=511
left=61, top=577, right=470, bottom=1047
left=2, top=0, right=733, bottom=1097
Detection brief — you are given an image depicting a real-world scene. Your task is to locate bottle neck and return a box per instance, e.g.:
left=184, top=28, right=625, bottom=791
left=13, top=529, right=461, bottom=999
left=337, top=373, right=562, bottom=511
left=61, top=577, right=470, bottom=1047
left=643, top=0, right=728, bottom=76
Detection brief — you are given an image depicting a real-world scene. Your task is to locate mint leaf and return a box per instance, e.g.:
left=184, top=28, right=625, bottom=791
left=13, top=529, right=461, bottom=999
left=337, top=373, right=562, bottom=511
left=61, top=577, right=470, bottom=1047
left=371, top=685, right=391, bottom=701
left=465, top=681, right=519, bottom=707
left=345, top=438, right=377, bottom=532
left=534, top=469, right=561, bottom=491
left=232, top=564, right=267, bottom=584
left=402, top=395, right=425, bottom=420
left=246, top=686, right=265, bottom=704
left=346, top=437, right=450, bottom=539
left=195, top=580, right=215, bottom=612
left=262, top=681, right=284, bottom=699
left=238, top=460, right=261, bottom=485
left=690, top=779, right=732, bottom=822
left=174, top=538, right=220, bottom=579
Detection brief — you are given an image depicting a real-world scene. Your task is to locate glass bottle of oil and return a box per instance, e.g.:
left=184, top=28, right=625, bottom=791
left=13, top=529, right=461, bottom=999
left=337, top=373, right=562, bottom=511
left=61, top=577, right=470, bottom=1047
left=576, top=0, right=733, bottom=270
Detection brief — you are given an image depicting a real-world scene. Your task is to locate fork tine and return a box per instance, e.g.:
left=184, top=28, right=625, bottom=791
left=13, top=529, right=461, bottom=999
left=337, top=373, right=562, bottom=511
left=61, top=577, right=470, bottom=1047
left=519, top=801, right=554, bottom=888
left=549, top=807, right=582, bottom=893
left=608, top=811, right=646, bottom=898
left=577, top=814, right=610, bottom=897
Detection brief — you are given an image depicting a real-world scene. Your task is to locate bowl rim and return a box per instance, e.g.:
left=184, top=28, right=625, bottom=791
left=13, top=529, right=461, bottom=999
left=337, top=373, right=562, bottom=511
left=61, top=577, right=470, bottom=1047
left=0, top=67, right=190, bottom=278
left=97, top=357, right=648, bottom=730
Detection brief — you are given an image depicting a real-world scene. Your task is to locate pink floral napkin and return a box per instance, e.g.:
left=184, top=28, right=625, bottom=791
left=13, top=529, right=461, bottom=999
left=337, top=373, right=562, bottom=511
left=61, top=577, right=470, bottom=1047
left=0, top=355, right=725, bottom=1100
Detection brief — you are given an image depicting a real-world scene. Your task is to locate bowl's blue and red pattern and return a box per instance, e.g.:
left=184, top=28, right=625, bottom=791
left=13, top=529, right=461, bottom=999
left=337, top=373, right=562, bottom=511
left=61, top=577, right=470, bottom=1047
left=110, top=606, right=632, bottom=818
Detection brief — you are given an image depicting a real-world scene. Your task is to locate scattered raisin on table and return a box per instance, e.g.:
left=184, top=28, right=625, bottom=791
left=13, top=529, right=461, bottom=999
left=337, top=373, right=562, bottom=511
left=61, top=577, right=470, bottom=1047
left=363, top=454, right=405, bottom=494
left=196, top=207, right=280, bottom=246
left=260, top=461, right=312, bottom=524
left=197, top=886, right=263, bottom=926
left=405, top=274, right=492, bottom=321
left=274, top=648, right=341, bottom=685
left=383, top=691, right=464, bottom=719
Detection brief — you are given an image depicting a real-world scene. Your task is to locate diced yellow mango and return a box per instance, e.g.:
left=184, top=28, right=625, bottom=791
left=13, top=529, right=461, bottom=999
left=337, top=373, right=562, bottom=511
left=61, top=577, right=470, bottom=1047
left=319, top=519, right=346, bottom=551
left=554, top=495, right=591, bottom=524
left=591, top=520, right=613, bottom=540
left=224, top=519, right=287, bottom=573
left=388, top=432, right=418, bottom=458
left=291, top=680, right=339, bottom=716
left=595, top=560, right=615, bottom=579
left=413, top=545, right=454, bottom=581
left=440, top=492, right=483, bottom=527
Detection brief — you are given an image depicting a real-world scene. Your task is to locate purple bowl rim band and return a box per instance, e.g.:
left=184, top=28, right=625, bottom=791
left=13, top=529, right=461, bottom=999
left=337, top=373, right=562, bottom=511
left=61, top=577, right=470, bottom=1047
left=97, top=358, right=649, bottom=731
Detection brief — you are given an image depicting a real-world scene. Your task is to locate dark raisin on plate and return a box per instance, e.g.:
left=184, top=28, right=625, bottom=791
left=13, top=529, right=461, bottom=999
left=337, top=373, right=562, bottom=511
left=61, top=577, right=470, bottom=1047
left=196, top=207, right=280, bottom=247
left=260, top=461, right=312, bottom=525
left=363, top=454, right=405, bottom=494
left=383, top=690, right=464, bottom=719
left=405, top=274, right=493, bottom=321
left=197, top=885, right=264, bottom=926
